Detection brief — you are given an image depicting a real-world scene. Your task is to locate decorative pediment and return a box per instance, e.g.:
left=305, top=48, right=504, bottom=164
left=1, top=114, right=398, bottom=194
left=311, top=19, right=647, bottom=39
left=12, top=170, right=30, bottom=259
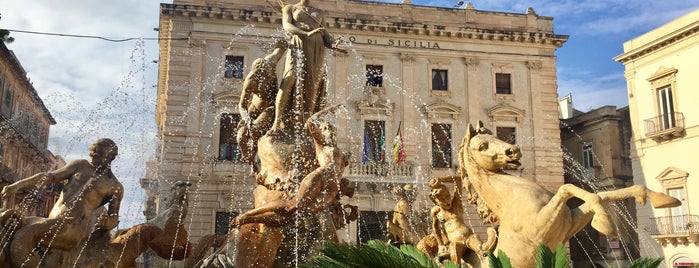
left=488, top=103, right=525, bottom=122
left=423, top=100, right=461, bottom=120
left=211, top=91, right=240, bottom=109
left=656, top=166, right=688, bottom=186
left=356, top=99, right=394, bottom=116
left=647, top=66, right=678, bottom=83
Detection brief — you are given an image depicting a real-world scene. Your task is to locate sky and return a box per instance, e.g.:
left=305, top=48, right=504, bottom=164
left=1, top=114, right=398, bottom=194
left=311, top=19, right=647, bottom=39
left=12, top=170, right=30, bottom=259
left=2, top=0, right=699, bottom=227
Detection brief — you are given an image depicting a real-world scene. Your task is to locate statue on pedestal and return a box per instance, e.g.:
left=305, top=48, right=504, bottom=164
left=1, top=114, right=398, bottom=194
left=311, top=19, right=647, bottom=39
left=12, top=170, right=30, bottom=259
left=387, top=184, right=422, bottom=245
left=219, top=1, right=351, bottom=266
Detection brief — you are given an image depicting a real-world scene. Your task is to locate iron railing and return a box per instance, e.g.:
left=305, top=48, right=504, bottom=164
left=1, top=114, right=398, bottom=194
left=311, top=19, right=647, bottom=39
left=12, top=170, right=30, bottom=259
left=647, top=214, right=699, bottom=236
left=644, top=112, right=684, bottom=137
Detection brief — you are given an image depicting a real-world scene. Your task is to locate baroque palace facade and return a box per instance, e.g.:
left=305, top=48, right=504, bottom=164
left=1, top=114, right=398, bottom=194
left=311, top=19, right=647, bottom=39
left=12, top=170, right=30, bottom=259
left=0, top=41, right=62, bottom=216
left=615, top=8, right=699, bottom=268
left=147, top=0, right=568, bottom=244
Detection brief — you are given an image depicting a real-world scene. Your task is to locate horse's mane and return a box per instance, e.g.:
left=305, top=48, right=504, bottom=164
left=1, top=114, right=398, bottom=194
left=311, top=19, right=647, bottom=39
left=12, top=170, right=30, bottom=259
left=459, top=129, right=499, bottom=224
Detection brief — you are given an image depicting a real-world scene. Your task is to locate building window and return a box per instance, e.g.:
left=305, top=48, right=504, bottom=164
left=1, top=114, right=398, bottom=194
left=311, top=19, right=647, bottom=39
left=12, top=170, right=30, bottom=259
left=657, top=85, right=676, bottom=130
left=581, top=141, right=594, bottom=169
left=219, top=113, right=241, bottom=161
left=224, top=55, right=244, bottom=79
left=362, top=120, right=385, bottom=163
left=496, top=73, right=512, bottom=94
left=667, top=187, right=689, bottom=236
left=667, top=188, right=687, bottom=217
left=496, top=127, right=516, bottom=145
left=431, top=69, right=448, bottom=91
left=215, top=211, right=239, bottom=236
left=0, top=141, right=4, bottom=166
left=357, top=211, right=389, bottom=244
left=2, top=88, right=11, bottom=112
left=366, top=65, right=383, bottom=87
left=431, top=123, right=452, bottom=168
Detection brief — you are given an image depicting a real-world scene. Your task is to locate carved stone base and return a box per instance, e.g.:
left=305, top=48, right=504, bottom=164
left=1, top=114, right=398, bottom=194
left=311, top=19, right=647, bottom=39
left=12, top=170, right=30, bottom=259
left=256, top=132, right=316, bottom=188
left=232, top=224, right=283, bottom=268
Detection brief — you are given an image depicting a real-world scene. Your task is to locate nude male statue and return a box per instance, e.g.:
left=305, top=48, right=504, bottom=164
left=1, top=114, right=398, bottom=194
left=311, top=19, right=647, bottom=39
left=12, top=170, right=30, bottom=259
left=1, top=138, right=123, bottom=267
left=237, top=39, right=287, bottom=173
left=232, top=104, right=349, bottom=231
left=387, top=184, right=421, bottom=245
left=428, top=176, right=497, bottom=267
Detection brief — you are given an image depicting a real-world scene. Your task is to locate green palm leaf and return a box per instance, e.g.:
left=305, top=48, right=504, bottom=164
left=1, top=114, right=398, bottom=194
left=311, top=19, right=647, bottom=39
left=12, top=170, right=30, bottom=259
left=303, top=240, right=452, bottom=268
left=536, top=244, right=554, bottom=268
left=398, top=243, right=439, bottom=268
left=553, top=243, right=569, bottom=268
left=628, top=257, right=663, bottom=268
left=487, top=250, right=512, bottom=268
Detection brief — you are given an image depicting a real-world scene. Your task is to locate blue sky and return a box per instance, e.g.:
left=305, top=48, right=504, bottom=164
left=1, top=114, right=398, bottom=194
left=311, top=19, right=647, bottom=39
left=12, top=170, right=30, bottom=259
left=3, top=1, right=699, bottom=226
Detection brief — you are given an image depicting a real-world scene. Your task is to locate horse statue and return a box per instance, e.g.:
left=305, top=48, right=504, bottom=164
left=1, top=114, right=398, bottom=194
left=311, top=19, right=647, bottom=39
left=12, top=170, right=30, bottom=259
left=459, top=121, right=680, bottom=267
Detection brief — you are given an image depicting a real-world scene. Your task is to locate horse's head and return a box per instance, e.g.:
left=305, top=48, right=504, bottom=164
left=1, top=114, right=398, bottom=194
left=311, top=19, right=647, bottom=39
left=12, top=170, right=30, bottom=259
left=163, top=181, right=191, bottom=209
left=461, top=121, right=521, bottom=172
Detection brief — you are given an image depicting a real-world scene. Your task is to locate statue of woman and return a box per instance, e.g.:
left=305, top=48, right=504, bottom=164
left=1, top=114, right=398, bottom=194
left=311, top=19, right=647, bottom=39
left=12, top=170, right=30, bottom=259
left=269, top=0, right=345, bottom=135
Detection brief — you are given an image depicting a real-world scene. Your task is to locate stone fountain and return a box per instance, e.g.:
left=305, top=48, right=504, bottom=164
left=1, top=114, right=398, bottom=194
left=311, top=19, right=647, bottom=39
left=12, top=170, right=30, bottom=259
left=0, top=1, right=683, bottom=267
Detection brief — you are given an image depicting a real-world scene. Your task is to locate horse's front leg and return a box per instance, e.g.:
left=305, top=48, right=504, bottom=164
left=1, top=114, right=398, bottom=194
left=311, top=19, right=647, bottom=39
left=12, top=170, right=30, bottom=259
left=570, top=185, right=681, bottom=238
left=544, top=184, right=616, bottom=238
left=596, top=185, right=680, bottom=208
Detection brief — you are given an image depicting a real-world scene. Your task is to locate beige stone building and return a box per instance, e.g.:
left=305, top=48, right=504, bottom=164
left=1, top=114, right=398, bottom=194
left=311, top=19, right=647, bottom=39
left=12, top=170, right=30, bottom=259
left=149, top=0, right=567, bottom=245
left=0, top=41, right=59, bottom=216
left=615, top=8, right=699, bottom=268
left=560, top=101, right=638, bottom=267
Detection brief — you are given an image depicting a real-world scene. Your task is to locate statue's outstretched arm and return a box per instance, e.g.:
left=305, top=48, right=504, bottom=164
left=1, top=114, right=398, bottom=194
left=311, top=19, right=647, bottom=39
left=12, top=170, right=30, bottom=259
left=1, top=160, right=80, bottom=201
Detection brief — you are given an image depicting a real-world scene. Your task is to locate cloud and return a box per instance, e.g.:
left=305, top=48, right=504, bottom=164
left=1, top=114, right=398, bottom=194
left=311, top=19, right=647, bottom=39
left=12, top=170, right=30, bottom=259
left=557, top=66, right=629, bottom=111
left=3, top=0, right=165, bottom=227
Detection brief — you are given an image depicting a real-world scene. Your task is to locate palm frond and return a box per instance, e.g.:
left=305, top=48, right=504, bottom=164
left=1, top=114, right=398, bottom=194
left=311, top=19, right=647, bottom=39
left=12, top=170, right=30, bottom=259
left=487, top=250, right=512, bottom=268
left=304, top=240, right=438, bottom=268
left=628, top=257, right=663, bottom=268
left=497, top=250, right=513, bottom=268
left=398, top=243, right=439, bottom=268
left=536, top=244, right=553, bottom=268
left=553, top=243, right=569, bottom=268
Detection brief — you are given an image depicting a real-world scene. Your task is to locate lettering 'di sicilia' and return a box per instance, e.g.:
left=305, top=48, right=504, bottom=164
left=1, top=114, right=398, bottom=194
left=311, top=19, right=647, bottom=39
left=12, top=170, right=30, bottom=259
left=347, top=36, right=441, bottom=49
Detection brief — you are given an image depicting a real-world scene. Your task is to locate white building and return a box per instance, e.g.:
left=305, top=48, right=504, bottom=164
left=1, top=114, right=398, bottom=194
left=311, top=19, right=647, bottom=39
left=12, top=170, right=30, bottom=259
left=615, top=8, right=699, bottom=268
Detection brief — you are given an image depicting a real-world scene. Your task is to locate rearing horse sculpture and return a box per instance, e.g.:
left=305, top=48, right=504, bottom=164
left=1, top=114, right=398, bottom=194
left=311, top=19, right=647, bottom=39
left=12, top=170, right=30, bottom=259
left=459, top=121, right=680, bottom=267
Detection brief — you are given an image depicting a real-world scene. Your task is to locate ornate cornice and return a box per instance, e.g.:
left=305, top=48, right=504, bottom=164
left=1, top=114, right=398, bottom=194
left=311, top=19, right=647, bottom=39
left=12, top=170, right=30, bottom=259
left=160, top=3, right=568, bottom=47
left=615, top=20, right=699, bottom=63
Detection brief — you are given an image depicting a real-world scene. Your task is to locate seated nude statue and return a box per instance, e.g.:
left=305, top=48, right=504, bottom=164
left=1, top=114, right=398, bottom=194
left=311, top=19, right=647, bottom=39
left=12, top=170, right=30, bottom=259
left=231, top=104, right=349, bottom=228
left=236, top=39, right=287, bottom=173
left=0, top=138, right=123, bottom=267
left=428, top=176, right=496, bottom=267
left=387, top=184, right=420, bottom=245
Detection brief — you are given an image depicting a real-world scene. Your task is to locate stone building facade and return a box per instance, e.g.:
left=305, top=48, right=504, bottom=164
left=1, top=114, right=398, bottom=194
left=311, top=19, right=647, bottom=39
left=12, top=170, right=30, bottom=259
left=560, top=102, right=638, bottom=267
left=615, top=8, right=699, bottom=267
left=149, top=0, right=567, bottom=244
left=0, top=41, right=59, bottom=215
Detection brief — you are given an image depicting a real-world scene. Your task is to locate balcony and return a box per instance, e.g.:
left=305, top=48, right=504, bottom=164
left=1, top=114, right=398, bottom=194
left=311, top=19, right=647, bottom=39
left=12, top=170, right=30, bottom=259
left=644, top=112, right=684, bottom=141
left=346, top=162, right=414, bottom=181
left=646, top=214, right=699, bottom=246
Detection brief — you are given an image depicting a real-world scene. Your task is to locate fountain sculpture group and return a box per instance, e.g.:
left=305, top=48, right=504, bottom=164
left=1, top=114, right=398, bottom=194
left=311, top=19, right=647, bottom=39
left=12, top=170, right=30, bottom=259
left=0, top=1, right=683, bottom=267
